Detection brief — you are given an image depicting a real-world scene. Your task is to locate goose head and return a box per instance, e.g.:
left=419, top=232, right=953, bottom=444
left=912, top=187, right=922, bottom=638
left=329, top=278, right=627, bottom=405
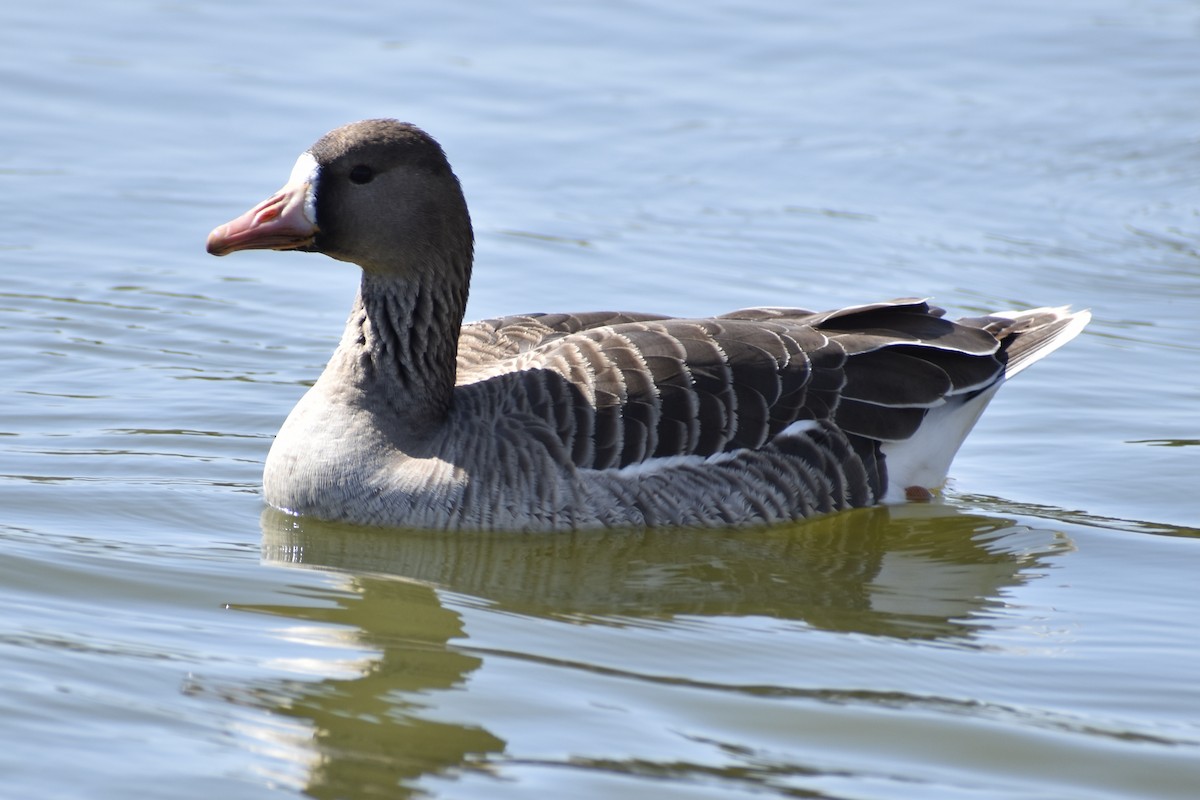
left=206, top=119, right=474, bottom=280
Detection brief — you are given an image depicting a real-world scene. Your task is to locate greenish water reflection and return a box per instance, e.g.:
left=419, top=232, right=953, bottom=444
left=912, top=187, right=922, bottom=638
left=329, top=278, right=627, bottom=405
left=238, top=505, right=1071, bottom=798
left=260, top=505, right=1068, bottom=637
left=233, top=578, right=502, bottom=798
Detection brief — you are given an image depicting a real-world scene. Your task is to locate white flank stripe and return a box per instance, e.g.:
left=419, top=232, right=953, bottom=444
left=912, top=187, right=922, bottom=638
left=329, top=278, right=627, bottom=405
left=607, top=448, right=747, bottom=478
left=609, top=454, right=708, bottom=478
left=606, top=419, right=823, bottom=478
left=778, top=419, right=820, bottom=438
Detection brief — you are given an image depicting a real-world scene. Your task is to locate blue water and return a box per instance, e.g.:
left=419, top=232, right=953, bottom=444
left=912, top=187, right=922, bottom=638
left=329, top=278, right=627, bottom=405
left=2, top=0, right=1199, bottom=798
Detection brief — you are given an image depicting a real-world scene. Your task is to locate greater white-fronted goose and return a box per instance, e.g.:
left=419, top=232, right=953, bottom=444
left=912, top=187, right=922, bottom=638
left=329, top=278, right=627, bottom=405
left=207, top=119, right=1089, bottom=531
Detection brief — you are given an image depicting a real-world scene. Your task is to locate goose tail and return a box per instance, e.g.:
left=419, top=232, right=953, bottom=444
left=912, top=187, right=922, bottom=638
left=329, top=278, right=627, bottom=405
left=968, top=305, right=1092, bottom=379
left=878, top=305, right=1090, bottom=502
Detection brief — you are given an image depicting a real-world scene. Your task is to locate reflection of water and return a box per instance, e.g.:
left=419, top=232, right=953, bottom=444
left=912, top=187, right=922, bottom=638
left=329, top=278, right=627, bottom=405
left=233, top=505, right=1071, bottom=798
left=261, top=504, right=1070, bottom=639
left=232, top=576, right=504, bottom=798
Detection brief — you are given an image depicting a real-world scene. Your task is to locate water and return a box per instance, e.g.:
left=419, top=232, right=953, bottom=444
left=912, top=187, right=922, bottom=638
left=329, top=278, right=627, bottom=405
left=2, top=0, right=1198, bottom=797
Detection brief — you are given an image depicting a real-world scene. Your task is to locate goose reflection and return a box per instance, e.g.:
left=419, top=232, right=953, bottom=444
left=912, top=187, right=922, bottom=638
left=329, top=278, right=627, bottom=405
left=229, top=504, right=1071, bottom=798
left=260, top=504, right=1070, bottom=638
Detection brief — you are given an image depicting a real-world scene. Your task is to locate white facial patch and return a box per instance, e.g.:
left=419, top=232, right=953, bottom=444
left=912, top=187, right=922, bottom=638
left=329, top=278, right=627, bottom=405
left=287, top=151, right=321, bottom=225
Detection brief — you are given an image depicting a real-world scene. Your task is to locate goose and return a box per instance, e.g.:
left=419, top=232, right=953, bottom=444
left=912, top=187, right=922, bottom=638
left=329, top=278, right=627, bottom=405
left=207, top=119, right=1089, bottom=532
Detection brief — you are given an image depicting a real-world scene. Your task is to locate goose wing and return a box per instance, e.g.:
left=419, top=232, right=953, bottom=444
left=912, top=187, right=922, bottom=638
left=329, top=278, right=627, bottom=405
left=453, top=299, right=1007, bottom=476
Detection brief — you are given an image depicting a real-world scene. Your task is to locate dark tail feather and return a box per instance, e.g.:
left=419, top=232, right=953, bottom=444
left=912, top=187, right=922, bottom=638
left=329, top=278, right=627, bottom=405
left=960, top=306, right=1091, bottom=378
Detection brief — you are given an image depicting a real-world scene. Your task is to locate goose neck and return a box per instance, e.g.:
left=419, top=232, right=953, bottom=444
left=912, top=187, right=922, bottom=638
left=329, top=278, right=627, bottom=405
left=343, top=267, right=467, bottom=421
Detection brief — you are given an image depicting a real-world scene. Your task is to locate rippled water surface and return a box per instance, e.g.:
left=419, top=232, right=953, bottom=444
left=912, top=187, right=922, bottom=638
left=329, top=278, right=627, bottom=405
left=2, top=1, right=1199, bottom=798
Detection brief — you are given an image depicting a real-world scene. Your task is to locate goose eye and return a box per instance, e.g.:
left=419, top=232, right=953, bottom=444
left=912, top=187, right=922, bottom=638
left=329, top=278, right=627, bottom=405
left=349, top=164, right=375, bottom=185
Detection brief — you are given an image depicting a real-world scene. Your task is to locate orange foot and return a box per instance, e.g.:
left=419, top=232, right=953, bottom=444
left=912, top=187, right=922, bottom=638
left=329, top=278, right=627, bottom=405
left=905, top=485, right=934, bottom=502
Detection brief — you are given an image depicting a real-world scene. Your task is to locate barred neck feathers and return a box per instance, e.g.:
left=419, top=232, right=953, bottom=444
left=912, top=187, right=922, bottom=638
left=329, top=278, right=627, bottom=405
left=345, top=267, right=469, bottom=420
